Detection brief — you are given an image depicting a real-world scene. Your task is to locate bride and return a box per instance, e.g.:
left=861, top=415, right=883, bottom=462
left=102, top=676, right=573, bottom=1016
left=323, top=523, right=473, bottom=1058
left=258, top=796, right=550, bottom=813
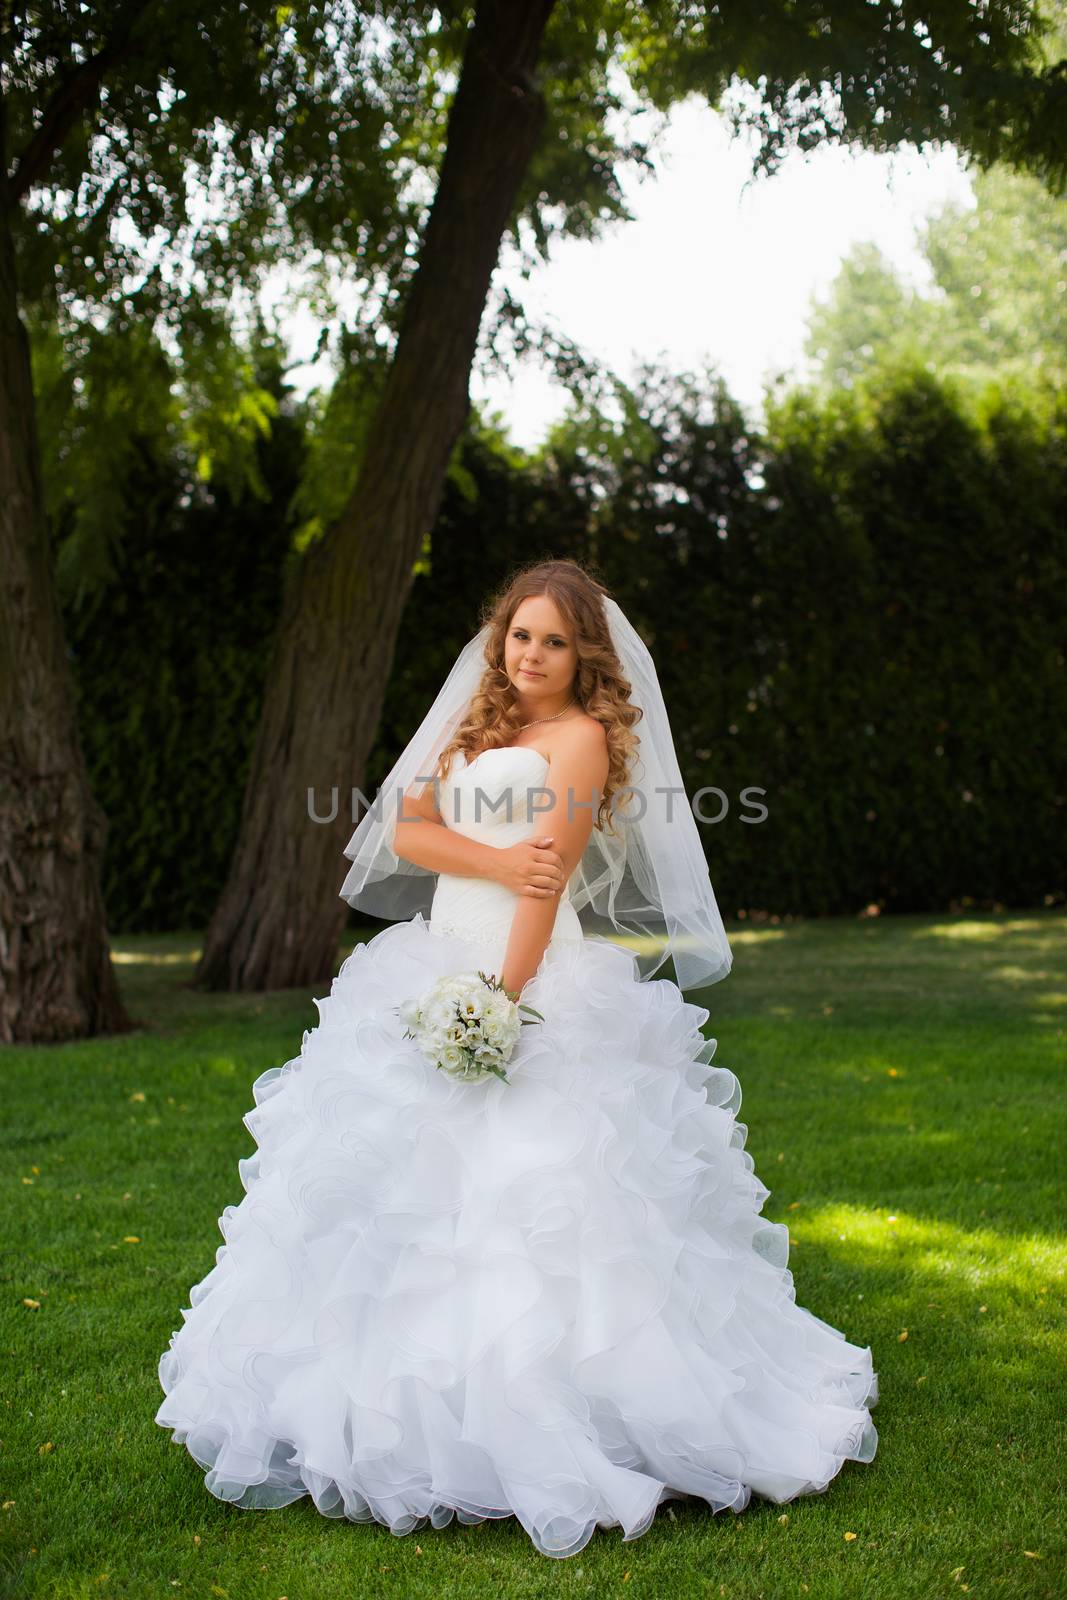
left=156, top=558, right=879, bottom=1559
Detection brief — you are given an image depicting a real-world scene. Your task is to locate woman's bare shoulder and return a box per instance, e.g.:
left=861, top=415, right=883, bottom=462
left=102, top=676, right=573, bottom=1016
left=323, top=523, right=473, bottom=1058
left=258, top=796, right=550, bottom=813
left=547, top=713, right=607, bottom=762
left=565, top=711, right=606, bottom=740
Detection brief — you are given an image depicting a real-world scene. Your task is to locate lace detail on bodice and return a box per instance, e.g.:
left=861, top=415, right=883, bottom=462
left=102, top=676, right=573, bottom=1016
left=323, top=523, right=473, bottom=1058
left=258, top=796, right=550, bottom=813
left=429, top=745, right=582, bottom=949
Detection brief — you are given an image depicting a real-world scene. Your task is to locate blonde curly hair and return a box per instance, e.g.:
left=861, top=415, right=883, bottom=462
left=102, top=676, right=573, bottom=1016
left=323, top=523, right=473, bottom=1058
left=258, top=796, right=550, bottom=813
left=434, top=558, right=642, bottom=836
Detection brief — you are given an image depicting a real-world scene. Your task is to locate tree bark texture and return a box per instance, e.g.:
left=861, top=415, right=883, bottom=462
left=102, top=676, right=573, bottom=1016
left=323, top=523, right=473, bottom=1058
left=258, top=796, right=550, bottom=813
left=194, top=0, right=556, bottom=991
left=0, top=189, right=132, bottom=1043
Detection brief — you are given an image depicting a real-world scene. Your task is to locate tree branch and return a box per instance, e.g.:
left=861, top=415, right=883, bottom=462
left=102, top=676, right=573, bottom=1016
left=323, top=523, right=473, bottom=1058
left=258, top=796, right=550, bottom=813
left=8, top=0, right=157, bottom=203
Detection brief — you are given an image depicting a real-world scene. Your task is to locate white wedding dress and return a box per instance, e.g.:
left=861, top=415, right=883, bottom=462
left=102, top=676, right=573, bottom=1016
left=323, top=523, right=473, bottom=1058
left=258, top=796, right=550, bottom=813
left=156, top=745, right=879, bottom=1558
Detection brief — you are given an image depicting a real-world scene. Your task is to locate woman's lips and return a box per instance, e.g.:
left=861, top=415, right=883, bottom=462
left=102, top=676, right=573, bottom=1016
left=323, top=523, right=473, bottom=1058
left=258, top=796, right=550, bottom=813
left=520, top=669, right=543, bottom=677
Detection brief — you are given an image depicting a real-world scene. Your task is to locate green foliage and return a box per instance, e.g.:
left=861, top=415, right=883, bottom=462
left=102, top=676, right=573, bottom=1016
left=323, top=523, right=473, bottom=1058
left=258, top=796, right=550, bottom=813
left=8, top=1, right=436, bottom=327
left=370, top=361, right=1065, bottom=926
left=46, top=335, right=1064, bottom=932
left=806, top=164, right=1067, bottom=391
left=40, top=329, right=308, bottom=932
left=9, top=0, right=1064, bottom=460
left=178, top=309, right=282, bottom=499
left=623, top=0, right=1066, bottom=187
left=31, top=312, right=288, bottom=609
left=32, top=315, right=181, bottom=609
left=287, top=324, right=396, bottom=545
left=12, top=1, right=1067, bottom=669
left=356, top=417, right=596, bottom=813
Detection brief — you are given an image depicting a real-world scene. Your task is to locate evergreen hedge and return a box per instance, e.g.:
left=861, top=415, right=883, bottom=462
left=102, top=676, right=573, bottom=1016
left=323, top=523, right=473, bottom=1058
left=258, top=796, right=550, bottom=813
left=55, top=363, right=1065, bottom=931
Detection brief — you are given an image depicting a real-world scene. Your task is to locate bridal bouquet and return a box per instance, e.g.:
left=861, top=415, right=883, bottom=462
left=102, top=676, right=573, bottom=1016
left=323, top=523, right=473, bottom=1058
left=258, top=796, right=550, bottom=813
left=398, top=970, right=544, bottom=1085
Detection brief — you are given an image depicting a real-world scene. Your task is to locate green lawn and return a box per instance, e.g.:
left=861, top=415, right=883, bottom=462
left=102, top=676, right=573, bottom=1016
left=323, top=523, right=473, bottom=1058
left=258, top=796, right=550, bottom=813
left=3, top=910, right=1064, bottom=1599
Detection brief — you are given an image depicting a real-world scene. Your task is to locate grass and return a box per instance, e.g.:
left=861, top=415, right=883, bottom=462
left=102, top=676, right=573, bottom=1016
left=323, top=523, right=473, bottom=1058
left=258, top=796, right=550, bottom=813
left=2, top=908, right=1064, bottom=1599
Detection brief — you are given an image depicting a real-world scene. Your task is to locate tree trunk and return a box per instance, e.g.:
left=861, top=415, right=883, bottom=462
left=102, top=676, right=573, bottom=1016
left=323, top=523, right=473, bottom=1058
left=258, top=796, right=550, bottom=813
left=194, top=0, right=556, bottom=991
left=0, top=187, right=132, bottom=1044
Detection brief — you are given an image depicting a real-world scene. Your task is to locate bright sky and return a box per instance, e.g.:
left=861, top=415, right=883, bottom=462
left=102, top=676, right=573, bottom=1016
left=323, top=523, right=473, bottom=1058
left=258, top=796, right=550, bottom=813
left=278, top=95, right=975, bottom=450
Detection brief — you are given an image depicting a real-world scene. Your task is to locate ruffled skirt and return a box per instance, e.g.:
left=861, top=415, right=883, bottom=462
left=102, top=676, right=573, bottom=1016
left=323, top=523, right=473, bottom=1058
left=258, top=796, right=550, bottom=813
left=155, top=914, right=878, bottom=1558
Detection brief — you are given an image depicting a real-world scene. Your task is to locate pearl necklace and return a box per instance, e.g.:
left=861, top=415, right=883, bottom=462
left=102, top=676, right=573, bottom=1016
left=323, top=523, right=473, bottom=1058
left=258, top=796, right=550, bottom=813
left=519, top=697, right=576, bottom=730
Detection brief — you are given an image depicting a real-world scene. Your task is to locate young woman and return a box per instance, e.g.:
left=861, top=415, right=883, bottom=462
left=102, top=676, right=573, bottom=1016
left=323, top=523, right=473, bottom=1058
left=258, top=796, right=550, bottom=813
left=156, top=558, right=878, bottom=1559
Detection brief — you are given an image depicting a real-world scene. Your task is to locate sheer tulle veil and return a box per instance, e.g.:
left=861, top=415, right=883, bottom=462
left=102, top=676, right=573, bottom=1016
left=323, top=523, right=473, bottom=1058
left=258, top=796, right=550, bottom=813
left=339, top=594, right=732, bottom=993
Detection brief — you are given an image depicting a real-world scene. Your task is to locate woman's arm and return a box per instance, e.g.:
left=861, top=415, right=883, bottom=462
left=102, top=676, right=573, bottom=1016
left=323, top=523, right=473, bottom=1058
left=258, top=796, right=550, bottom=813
left=391, top=773, right=507, bottom=882
left=499, top=721, right=609, bottom=995
left=392, top=771, right=567, bottom=894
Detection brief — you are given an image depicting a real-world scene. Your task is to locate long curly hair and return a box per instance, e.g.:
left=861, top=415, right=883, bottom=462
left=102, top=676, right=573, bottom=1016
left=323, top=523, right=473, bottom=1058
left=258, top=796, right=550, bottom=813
left=435, top=558, right=643, bottom=835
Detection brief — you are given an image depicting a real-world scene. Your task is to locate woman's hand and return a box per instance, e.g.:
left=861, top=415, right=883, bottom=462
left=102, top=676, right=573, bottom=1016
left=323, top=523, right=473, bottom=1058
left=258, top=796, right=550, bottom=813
left=491, top=836, right=567, bottom=898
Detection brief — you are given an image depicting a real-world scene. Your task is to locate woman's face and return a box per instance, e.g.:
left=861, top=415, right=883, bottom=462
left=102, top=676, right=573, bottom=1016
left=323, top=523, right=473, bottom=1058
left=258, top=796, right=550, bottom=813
left=503, top=594, right=578, bottom=708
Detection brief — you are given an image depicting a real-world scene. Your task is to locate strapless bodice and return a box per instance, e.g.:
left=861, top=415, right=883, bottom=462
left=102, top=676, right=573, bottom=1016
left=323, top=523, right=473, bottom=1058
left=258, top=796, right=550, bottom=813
left=428, top=745, right=583, bottom=950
